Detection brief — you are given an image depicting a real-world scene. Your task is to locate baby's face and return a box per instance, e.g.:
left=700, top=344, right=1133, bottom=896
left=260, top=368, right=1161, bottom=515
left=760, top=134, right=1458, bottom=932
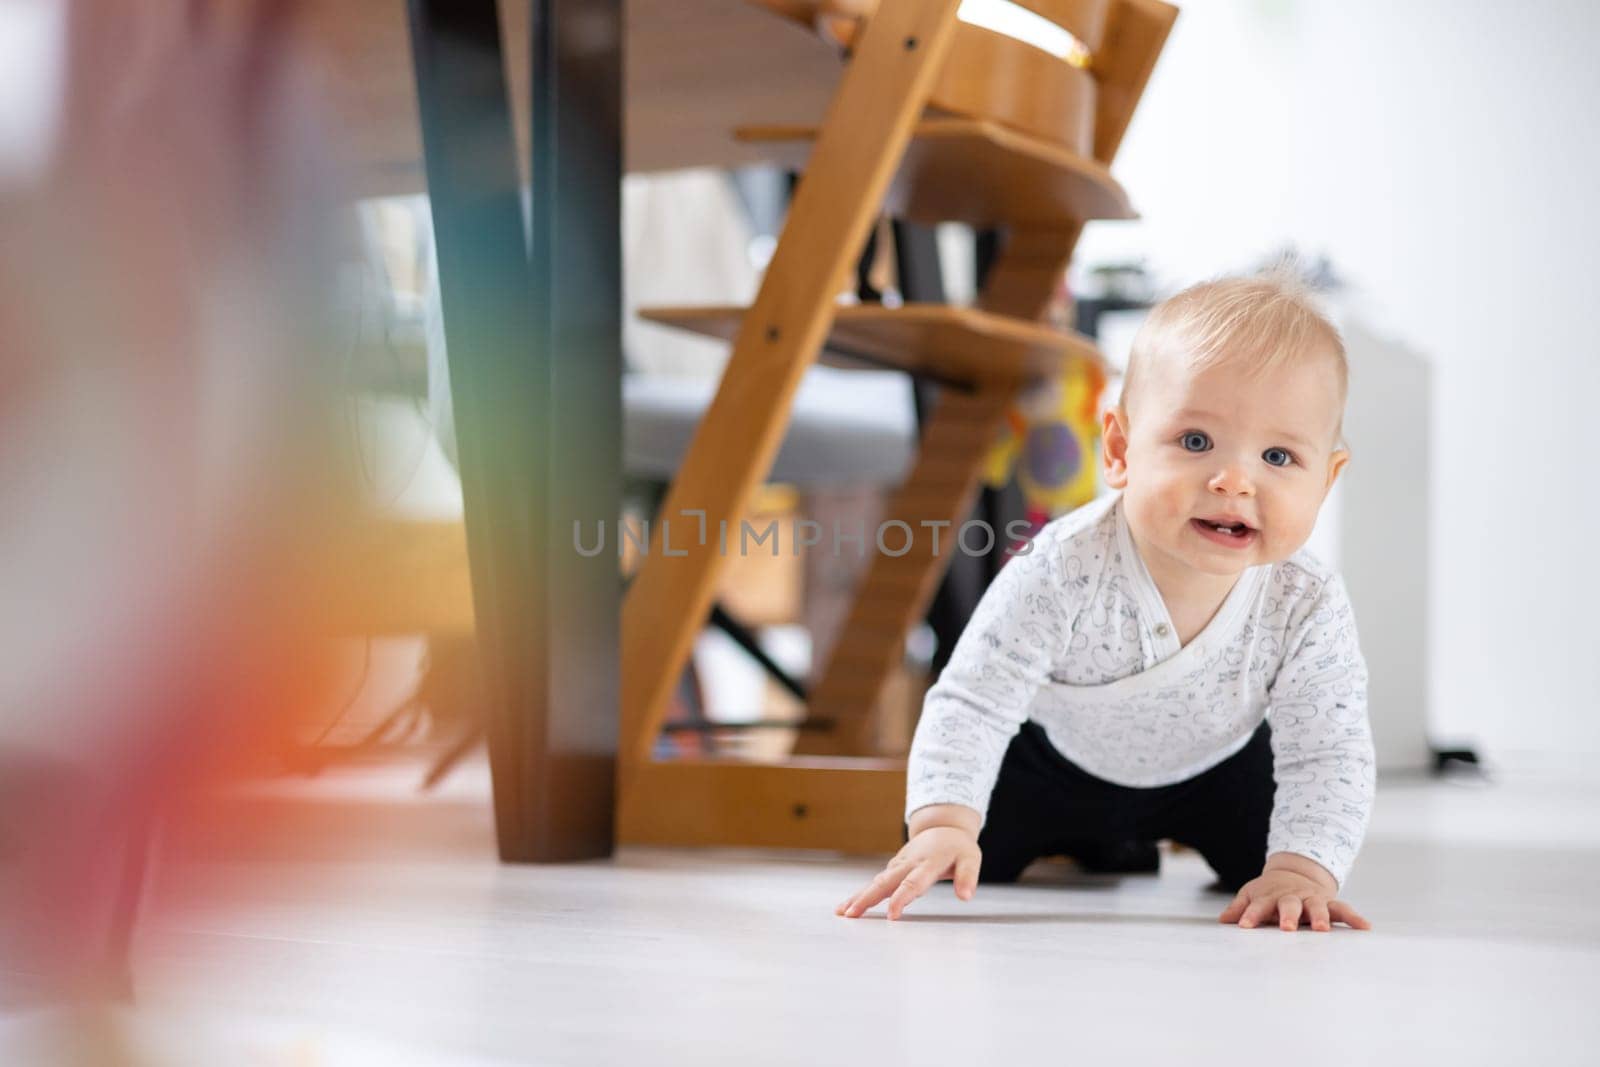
left=1103, top=350, right=1349, bottom=579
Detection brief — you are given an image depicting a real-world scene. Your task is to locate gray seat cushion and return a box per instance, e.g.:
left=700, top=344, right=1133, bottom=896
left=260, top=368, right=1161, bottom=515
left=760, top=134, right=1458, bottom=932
left=623, top=367, right=917, bottom=488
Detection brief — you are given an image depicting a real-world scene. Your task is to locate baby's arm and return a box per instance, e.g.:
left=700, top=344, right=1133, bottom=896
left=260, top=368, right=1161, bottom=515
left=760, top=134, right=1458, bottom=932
left=838, top=527, right=1071, bottom=919
left=1223, top=573, right=1376, bottom=931
left=903, top=527, right=1071, bottom=821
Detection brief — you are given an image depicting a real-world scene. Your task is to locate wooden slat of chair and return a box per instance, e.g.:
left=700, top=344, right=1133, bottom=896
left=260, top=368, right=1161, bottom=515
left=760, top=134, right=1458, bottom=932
left=737, top=118, right=1135, bottom=226
left=617, top=756, right=907, bottom=853
left=795, top=386, right=1015, bottom=755
left=977, top=225, right=1085, bottom=321
left=1092, top=0, right=1180, bottom=163
left=637, top=303, right=1105, bottom=384
left=618, top=0, right=969, bottom=779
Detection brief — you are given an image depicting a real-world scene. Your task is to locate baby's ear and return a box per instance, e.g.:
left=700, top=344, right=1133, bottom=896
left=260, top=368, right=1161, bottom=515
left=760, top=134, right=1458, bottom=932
left=1325, top=446, right=1351, bottom=492
left=1102, top=408, right=1130, bottom=489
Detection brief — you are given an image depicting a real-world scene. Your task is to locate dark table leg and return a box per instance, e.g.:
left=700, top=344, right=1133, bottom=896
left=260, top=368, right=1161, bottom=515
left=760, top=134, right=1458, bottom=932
left=406, top=0, right=620, bottom=862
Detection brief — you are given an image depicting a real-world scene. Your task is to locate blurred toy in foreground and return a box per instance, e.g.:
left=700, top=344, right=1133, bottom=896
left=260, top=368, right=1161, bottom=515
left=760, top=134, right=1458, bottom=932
left=0, top=0, right=352, bottom=1011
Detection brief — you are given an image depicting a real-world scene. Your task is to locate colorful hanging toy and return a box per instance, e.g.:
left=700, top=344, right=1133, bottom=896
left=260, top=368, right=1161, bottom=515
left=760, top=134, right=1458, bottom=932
left=983, top=357, right=1107, bottom=541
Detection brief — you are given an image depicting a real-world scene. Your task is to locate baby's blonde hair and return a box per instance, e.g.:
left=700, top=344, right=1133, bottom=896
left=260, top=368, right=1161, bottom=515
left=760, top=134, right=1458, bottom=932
left=1121, top=272, right=1347, bottom=424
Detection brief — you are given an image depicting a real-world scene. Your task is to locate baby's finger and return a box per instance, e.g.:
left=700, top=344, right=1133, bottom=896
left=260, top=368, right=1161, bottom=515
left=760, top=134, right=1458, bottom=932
left=1305, top=897, right=1332, bottom=931
left=836, top=877, right=877, bottom=916
left=1217, top=888, right=1251, bottom=925
left=953, top=852, right=981, bottom=902
left=839, top=860, right=911, bottom=917
left=1277, top=895, right=1304, bottom=931
left=1327, top=900, right=1372, bottom=930
left=1237, top=894, right=1281, bottom=929
left=840, top=883, right=889, bottom=918
left=885, top=863, right=935, bottom=921
left=851, top=857, right=915, bottom=908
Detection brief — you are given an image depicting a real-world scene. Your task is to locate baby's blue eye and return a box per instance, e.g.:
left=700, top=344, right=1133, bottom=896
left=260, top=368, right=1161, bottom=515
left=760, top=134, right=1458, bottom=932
left=1181, top=431, right=1211, bottom=452
left=1263, top=447, right=1294, bottom=467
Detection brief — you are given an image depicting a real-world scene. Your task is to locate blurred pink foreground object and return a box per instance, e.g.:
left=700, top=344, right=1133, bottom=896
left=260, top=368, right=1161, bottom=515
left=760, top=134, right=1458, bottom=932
left=0, top=0, right=351, bottom=1006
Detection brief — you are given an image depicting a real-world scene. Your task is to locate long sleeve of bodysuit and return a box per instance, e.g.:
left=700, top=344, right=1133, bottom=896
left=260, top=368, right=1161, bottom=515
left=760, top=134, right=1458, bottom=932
left=904, top=526, right=1071, bottom=824
left=1263, top=573, right=1376, bottom=889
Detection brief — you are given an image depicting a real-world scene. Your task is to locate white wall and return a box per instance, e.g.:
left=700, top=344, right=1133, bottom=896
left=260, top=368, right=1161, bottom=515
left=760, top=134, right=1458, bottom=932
left=0, top=0, right=64, bottom=190
left=1074, top=0, right=1600, bottom=759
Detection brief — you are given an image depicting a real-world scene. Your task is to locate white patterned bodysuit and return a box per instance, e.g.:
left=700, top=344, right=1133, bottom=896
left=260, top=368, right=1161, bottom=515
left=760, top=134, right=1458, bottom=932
left=906, top=492, right=1376, bottom=888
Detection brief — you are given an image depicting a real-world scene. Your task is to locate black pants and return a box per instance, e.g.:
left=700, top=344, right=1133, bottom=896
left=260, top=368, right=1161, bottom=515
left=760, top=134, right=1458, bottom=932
left=975, top=721, right=1275, bottom=893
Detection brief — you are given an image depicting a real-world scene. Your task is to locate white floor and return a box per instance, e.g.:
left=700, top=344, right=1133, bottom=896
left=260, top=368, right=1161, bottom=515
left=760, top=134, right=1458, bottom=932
left=8, top=758, right=1600, bottom=1065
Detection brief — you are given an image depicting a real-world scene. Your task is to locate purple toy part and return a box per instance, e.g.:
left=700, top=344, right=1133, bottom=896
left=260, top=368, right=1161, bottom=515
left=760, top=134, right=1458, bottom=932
left=1024, top=424, right=1081, bottom=487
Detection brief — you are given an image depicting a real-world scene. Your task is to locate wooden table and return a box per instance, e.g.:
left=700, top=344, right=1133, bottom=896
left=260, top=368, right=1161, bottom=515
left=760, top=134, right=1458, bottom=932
left=305, top=0, right=850, bottom=862
left=301, top=0, right=847, bottom=193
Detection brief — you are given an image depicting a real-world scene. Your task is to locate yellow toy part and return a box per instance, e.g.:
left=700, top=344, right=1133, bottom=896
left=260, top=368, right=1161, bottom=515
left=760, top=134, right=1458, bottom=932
left=981, top=406, right=1030, bottom=489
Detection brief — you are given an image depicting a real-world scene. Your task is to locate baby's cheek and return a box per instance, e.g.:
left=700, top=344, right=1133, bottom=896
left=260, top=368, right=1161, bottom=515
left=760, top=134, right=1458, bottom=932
left=1268, top=509, right=1316, bottom=557
left=1155, top=483, right=1193, bottom=521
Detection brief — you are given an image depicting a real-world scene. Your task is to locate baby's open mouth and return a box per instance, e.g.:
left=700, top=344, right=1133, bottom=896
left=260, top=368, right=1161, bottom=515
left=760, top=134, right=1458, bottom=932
left=1190, top=517, right=1258, bottom=546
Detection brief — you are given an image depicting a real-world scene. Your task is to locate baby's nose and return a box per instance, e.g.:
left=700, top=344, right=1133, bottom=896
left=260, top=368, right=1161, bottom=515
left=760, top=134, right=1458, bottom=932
left=1208, top=466, right=1255, bottom=496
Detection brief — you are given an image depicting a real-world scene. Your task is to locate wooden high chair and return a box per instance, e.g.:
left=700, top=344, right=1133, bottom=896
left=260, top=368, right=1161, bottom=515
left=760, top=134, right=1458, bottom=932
left=621, top=0, right=1177, bottom=852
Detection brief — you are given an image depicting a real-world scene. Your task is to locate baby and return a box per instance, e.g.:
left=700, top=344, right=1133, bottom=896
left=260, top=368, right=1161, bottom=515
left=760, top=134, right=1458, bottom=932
left=837, top=274, right=1375, bottom=932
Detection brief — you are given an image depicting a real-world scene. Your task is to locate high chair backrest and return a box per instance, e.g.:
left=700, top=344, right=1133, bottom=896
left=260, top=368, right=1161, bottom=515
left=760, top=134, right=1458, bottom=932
left=751, top=0, right=1171, bottom=163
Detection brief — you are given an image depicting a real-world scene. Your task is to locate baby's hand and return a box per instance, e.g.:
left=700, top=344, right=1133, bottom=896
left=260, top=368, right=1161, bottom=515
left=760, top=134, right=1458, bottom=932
left=1219, top=852, right=1372, bottom=932
left=836, top=825, right=981, bottom=921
